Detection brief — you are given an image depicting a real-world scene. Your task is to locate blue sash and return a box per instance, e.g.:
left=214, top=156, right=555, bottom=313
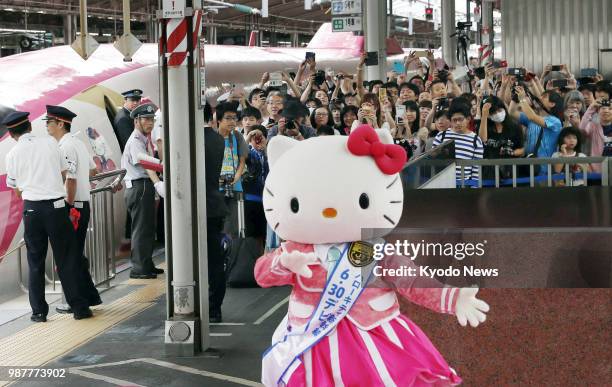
left=261, top=243, right=376, bottom=386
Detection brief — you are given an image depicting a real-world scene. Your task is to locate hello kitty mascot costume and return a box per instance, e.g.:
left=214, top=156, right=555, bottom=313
left=255, top=124, right=490, bottom=386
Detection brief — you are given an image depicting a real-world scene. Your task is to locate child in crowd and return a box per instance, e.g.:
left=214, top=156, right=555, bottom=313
left=239, top=106, right=262, bottom=137
left=552, top=126, right=590, bottom=186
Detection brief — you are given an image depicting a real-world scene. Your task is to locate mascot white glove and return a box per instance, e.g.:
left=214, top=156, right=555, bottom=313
left=279, top=252, right=318, bottom=278
left=154, top=181, right=165, bottom=198
left=455, top=287, right=490, bottom=327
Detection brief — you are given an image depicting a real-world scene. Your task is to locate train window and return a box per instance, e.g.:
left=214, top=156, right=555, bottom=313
left=103, top=95, right=122, bottom=149
left=0, top=105, right=16, bottom=138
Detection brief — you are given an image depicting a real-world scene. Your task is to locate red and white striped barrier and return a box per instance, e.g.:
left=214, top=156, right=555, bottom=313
left=165, top=10, right=203, bottom=67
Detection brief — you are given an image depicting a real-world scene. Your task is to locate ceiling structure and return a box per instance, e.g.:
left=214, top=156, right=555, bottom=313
left=0, top=1, right=440, bottom=48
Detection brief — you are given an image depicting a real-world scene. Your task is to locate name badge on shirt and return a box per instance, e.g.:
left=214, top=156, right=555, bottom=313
left=125, top=180, right=133, bottom=189
left=74, top=202, right=84, bottom=209
left=53, top=199, right=66, bottom=209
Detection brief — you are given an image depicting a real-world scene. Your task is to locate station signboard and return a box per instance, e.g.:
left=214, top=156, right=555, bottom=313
left=332, top=16, right=362, bottom=32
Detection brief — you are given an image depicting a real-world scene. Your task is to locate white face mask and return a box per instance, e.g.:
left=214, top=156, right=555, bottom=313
left=490, top=110, right=506, bottom=123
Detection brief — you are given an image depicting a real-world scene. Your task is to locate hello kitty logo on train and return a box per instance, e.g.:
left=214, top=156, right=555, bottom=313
left=255, top=124, right=490, bottom=386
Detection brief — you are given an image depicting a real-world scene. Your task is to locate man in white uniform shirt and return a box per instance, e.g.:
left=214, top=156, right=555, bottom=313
left=44, top=105, right=103, bottom=314
left=121, top=102, right=165, bottom=279
left=3, top=111, right=93, bottom=322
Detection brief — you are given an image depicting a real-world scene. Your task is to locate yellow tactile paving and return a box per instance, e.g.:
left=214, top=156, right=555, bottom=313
left=0, top=270, right=167, bottom=386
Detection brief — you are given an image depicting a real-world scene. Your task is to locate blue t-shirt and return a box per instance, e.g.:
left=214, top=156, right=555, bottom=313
left=220, top=133, right=244, bottom=192
left=520, top=112, right=562, bottom=158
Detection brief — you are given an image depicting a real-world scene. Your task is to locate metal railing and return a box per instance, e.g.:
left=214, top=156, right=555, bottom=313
left=0, top=169, right=126, bottom=295
left=85, top=169, right=127, bottom=287
left=455, top=157, right=611, bottom=188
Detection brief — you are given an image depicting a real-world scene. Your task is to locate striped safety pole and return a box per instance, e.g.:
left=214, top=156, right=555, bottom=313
left=163, top=4, right=205, bottom=356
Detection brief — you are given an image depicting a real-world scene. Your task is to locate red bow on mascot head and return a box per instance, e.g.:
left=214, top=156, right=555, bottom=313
left=347, top=124, right=408, bottom=174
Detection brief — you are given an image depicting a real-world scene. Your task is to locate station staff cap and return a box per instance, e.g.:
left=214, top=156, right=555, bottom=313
left=1, top=111, right=30, bottom=129
left=130, top=102, right=157, bottom=119
left=44, top=105, right=77, bottom=124
left=122, top=89, right=143, bottom=99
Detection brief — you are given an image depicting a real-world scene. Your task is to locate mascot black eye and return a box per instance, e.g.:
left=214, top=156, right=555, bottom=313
left=359, top=193, right=369, bottom=209
left=290, top=198, right=300, bottom=213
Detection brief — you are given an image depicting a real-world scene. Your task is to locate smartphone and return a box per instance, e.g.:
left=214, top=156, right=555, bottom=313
left=279, top=84, right=288, bottom=96
left=493, top=60, right=508, bottom=69
left=414, top=51, right=429, bottom=58
left=392, top=60, right=405, bottom=74
left=365, top=51, right=379, bottom=66
left=474, top=67, right=486, bottom=79
left=395, top=104, right=406, bottom=124
left=269, top=72, right=283, bottom=87
left=552, top=79, right=568, bottom=88
left=551, top=65, right=562, bottom=71
left=305, top=52, right=315, bottom=61
left=581, top=68, right=597, bottom=77
left=508, top=68, right=525, bottom=76
left=378, top=88, right=387, bottom=105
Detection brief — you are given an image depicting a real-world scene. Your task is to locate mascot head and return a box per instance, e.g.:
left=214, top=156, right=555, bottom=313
left=263, top=124, right=407, bottom=244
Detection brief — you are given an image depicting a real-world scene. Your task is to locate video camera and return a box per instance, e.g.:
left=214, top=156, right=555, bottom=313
left=456, top=21, right=472, bottom=30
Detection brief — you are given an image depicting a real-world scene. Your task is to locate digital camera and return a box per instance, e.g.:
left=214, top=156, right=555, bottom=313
left=219, top=175, right=235, bottom=199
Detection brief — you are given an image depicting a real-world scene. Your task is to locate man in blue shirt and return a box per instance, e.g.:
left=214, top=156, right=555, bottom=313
left=516, top=87, right=563, bottom=158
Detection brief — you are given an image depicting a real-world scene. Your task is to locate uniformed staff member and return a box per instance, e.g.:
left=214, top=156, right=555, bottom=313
left=3, top=111, right=93, bottom=322
left=114, top=89, right=142, bottom=152
left=121, top=102, right=165, bottom=279
left=44, top=105, right=103, bottom=314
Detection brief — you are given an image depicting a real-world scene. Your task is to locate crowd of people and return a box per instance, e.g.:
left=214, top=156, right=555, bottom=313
left=5, top=49, right=611, bottom=324
left=208, top=51, right=611, bottom=190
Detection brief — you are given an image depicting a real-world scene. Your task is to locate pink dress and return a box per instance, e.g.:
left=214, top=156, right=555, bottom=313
left=255, top=241, right=462, bottom=387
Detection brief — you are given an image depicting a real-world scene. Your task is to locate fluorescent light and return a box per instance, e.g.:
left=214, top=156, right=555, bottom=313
left=4, top=8, right=15, bottom=11
left=37, top=10, right=45, bottom=14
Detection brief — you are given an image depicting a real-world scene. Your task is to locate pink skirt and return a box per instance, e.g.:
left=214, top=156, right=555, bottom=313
left=286, top=315, right=461, bottom=387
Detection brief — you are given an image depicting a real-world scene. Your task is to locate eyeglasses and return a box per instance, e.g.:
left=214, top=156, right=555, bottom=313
left=223, top=116, right=238, bottom=121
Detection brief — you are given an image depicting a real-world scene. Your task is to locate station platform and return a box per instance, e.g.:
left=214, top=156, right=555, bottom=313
left=0, top=253, right=289, bottom=387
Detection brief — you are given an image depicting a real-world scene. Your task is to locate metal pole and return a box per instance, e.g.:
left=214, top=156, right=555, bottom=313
left=365, top=0, right=387, bottom=82
left=79, top=0, right=87, bottom=55
left=481, top=0, right=494, bottom=63
left=122, top=0, right=130, bottom=37
left=163, top=0, right=203, bottom=357
left=441, top=0, right=456, bottom=68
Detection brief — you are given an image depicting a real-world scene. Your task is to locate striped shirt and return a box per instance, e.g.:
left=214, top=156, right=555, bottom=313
left=433, top=129, right=484, bottom=181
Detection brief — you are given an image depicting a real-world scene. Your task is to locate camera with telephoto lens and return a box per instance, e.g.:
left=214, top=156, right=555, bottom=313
left=219, top=175, right=235, bottom=198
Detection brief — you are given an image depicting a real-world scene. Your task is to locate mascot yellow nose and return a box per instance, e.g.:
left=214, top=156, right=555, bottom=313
left=322, top=208, right=338, bottom=218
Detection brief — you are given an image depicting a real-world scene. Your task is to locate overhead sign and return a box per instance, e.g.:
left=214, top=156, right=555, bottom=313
left=114, top=33, right=142, bottom=62
left=331, top=0, right=362, bottom=16
left=332, top=16, right=362, bottom=32
left=162, top=0, right=185, bottom=18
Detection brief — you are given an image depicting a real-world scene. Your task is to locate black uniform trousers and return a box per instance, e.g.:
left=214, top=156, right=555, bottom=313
left=125, top=179, right=156, bottom=274
left=74, top=202, right=102, bottom=305
left=207, top=216, right=226, bottom=312
left=23, top=199, right=89, bottom=315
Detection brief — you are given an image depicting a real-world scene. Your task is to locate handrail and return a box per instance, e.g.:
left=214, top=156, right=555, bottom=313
left=455, top=156, right=609, bottom=166
left=89, top=169, right=127, bottom=194
left=0, top=238, right=25, bottom=262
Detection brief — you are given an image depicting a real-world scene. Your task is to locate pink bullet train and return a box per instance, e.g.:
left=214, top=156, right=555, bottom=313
left=0, top=23, right=431, bottom=302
